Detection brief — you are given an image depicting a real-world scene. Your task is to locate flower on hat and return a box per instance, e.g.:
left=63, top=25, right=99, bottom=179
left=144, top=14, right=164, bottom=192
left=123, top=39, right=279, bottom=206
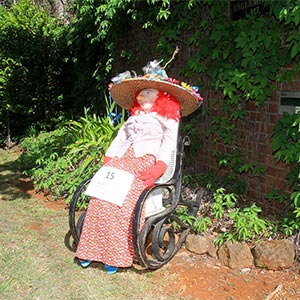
left=191, top=90, right=203, bottom=101
left=111, top=70, right=132, bottom=84
left=180, top=82, right=193, bottom=91
left=143, top=61, right=203, bottom=102
left=142, top=59, right=168, bottom=80
left=167, top=78, right=180, bottom=84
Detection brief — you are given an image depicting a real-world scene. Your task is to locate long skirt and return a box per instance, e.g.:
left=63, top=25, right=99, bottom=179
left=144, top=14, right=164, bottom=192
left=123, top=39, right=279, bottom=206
left=75, top=147, right=155, bottom=267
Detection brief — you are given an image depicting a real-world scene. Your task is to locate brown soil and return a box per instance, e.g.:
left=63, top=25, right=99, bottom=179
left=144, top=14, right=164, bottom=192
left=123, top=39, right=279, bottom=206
left=162, top=250, right=300, bottom=300
left=17, top=176, right=300, bottom=300
left=18, top=177, right=67, bottom=211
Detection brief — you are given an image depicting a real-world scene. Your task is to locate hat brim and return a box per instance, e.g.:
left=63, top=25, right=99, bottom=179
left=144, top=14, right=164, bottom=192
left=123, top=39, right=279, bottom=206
left=110, top=78, right=201, bottom=117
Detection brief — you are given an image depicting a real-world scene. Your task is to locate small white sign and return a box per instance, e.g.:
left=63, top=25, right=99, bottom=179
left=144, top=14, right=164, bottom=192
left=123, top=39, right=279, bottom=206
left=295, top=106, right=300, bottom=114
left=85, top=166, right=134, bottom=206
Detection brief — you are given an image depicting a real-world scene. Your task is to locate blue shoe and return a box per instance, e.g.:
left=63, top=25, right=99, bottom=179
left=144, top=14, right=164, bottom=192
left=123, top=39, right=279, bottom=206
left=104, top=264, right=118, bottom=274
left=79, top=259, right=92, bottom=267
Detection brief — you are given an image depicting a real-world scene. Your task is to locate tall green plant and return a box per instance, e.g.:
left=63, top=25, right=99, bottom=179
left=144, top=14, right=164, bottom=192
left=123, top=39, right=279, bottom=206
left=65, top=103, right=124, bottom=172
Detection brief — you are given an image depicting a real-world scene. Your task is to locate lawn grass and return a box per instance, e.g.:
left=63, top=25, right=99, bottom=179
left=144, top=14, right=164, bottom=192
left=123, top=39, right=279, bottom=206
left=0, top=149, right=187, bottom=300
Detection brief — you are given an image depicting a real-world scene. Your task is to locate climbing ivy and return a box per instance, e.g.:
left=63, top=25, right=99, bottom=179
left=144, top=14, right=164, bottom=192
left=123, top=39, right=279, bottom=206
left=271, top=112, right=300, bottom=236
left=148, top=1, right=299, bottom=196
left=115, top=1, right=291, bottom=194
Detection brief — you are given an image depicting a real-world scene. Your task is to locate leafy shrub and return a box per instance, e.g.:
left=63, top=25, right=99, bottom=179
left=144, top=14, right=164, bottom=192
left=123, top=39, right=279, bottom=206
left=18, top=128, right=70, bottom=176
left=0, top=0, right=68, bottom=144
left=176, top=188, right=271, bottom=245
left=215, top=203, right=268, bottom=245
left=18, top=100, right=125, bottom=203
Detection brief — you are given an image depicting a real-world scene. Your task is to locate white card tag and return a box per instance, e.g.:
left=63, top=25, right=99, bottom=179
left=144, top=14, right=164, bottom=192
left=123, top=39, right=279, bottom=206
left=84, top=166, right=134, bottom=206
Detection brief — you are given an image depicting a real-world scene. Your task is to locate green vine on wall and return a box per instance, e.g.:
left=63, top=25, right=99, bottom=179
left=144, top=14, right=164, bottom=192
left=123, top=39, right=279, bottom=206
left=128, top=1, right=291, bottom=195
left=271, top=112, right=300, bottom=235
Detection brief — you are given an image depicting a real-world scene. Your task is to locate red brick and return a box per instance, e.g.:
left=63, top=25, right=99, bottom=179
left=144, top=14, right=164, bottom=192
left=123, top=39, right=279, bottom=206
left=269, top=113, right=281, bottom=125
left=268, top=101, right=279, bottom=114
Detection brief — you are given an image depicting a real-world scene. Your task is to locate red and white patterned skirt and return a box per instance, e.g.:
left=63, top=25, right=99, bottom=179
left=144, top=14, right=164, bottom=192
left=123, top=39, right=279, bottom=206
left=75, top=146, right=155, bottom=267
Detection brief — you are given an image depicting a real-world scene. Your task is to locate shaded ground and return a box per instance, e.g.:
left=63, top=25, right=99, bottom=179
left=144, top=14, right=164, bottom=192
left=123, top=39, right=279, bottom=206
left=1, top=148, right=300, bottom=300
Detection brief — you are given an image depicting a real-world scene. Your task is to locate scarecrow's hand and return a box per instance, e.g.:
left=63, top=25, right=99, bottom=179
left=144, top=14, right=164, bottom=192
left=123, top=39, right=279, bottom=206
left=140, top=161, right=167, bottom=187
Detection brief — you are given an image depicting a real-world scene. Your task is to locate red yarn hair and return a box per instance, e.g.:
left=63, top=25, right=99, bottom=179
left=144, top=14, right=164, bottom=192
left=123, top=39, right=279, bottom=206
left=130, top=90, right=181, bottom=121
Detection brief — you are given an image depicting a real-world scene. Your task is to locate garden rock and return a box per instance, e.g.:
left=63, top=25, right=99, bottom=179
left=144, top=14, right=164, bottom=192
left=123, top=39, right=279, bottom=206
left=217, top=241, right=253, bottom=269
left=252, top=239, right=295, bottom=270
left=206, top=235, right=218, bottom=258
left=185, top=234, right=218, bottom=258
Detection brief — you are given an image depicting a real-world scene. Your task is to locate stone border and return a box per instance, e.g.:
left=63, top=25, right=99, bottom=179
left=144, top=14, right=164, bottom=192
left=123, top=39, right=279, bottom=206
left=185, top=234, right=296, bottom=270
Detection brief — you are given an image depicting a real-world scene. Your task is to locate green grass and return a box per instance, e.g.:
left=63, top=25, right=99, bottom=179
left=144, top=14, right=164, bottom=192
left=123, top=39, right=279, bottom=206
left=0, top=149, right=187, bottom=300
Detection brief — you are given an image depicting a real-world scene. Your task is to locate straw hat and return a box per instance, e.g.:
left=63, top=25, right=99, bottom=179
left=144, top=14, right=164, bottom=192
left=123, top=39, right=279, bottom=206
left=109, top=60, right=203, bottom=117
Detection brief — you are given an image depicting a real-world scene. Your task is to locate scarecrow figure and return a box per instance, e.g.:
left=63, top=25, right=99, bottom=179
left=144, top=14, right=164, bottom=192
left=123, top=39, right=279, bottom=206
left=75, top=59, right=203, bottom=274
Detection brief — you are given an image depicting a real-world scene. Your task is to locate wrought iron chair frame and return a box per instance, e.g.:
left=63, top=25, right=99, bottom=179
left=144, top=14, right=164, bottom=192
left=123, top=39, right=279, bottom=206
left=132, top=133, right=189, bottom=269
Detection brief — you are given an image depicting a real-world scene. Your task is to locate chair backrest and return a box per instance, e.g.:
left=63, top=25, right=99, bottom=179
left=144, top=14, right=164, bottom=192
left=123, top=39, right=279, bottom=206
left=155, top=121, right=179, bottom=184
left=145, top=121, right=180, bottom=217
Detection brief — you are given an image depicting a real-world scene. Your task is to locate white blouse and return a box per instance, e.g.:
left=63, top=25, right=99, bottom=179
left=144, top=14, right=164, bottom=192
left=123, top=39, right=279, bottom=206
left=105, top=112, right=179, bottom=164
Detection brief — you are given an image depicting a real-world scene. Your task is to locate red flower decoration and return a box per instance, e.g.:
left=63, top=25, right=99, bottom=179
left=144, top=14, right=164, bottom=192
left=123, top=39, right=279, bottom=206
left=191, top=90, right=203, bottom=101
left=167, top=78, right=180, bottom=84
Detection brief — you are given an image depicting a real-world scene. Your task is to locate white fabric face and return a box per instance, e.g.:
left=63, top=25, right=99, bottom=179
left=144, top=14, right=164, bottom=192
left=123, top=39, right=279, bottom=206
left=136, top=88, right=159, bottom=112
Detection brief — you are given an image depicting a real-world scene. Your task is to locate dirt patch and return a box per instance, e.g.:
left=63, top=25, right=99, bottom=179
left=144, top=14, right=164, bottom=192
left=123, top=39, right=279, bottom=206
left=26, top=220, right=53, bottom=232
left=159, top=250, right=300, bottom=300
left=17, top=177, right=67, bottom=211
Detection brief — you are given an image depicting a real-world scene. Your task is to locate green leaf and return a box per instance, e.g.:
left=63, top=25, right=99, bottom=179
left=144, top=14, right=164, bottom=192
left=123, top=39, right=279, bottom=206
left=291, top=42, right=300, bottom=59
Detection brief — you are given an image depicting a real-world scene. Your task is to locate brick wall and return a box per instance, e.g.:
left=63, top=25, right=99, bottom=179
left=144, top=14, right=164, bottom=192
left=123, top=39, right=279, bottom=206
left=197, top=87, right=292, bottom=204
